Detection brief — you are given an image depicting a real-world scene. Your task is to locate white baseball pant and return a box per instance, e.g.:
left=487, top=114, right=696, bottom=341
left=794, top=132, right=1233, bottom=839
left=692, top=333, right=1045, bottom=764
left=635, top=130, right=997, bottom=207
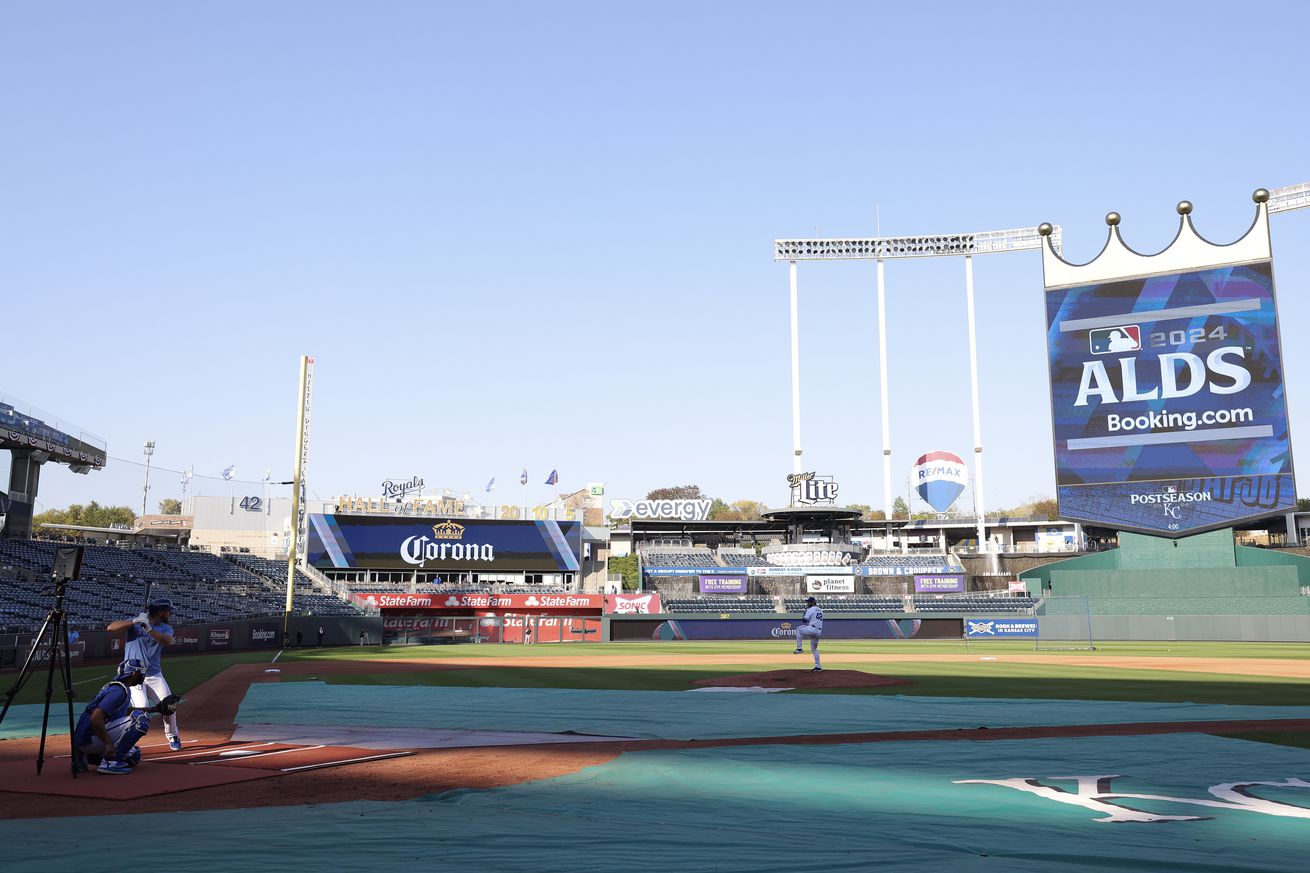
left=130, top=673, right=179, bottom=739
left=795, top=626, right=822, bottom=668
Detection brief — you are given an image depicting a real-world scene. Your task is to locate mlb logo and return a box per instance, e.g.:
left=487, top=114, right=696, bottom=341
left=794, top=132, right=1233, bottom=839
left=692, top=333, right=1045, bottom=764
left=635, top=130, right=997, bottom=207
left=1089, top=325, right=1141, bottom=354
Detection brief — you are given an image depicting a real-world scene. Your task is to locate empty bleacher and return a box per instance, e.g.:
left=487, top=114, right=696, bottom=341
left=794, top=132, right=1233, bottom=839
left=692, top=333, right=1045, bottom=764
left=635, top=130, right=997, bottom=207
left=641, top=547, right=720, bottom=569
left=0, top=539, right=361, bottom=631
left=662, top=597, right=775, bottom=613
left=913, top=595, right=1037, bottom=613
left=782, top=597, right=905, bottom=613
left=717, top=550, right=770, bottom=568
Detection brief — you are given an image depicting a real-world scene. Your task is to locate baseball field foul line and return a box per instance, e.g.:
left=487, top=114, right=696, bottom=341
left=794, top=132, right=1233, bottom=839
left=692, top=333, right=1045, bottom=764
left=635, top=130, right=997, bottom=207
left=279, top=751, right=413, bottom=773
left=191, top=745, right=326, bottom=765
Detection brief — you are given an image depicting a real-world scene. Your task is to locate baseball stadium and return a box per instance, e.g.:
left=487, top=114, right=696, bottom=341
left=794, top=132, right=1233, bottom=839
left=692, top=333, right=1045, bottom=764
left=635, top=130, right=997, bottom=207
left=8, top=6, right=1310, bottom=868
left=4, top=183, right=1310, bottom=872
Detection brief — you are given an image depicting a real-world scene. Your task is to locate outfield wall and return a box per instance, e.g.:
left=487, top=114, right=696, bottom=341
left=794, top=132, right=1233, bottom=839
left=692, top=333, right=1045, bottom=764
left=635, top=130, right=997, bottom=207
left=1037, top=613, right=1310, bottom=642
left=0, top=614, right=384, bottom=667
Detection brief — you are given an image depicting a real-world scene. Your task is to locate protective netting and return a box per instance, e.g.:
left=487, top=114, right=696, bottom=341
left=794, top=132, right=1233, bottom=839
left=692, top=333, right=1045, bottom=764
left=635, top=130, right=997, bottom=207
left=236, top=683, right=1310, bottom=740
left=6, top=733, right=1309, bottom=872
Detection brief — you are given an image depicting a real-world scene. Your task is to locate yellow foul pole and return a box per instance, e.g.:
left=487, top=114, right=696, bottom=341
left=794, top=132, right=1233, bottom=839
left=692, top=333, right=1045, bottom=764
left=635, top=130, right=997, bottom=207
left=284, top=355, right=314, bottom=632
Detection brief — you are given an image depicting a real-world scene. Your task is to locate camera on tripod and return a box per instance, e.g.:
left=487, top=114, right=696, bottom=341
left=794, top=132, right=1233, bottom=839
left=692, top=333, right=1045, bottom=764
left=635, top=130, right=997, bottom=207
left=0, top=545, right=86, bottom=776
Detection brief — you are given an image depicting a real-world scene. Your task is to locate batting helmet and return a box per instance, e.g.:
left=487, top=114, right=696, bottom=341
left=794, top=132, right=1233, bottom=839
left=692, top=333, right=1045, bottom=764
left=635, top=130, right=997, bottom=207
left=805, top=596, right=817, bottom=605
left=147, top=598, right=174, bottom=617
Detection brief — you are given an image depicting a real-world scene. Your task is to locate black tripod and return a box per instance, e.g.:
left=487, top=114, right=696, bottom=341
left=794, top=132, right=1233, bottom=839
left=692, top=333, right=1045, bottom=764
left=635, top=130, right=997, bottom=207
left=0, top=545, right=83, bottom=777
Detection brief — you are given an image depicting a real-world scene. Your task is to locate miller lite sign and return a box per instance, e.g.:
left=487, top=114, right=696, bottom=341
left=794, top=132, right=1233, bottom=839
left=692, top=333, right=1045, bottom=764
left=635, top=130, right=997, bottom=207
left=788, top=472, right=839, bottom=506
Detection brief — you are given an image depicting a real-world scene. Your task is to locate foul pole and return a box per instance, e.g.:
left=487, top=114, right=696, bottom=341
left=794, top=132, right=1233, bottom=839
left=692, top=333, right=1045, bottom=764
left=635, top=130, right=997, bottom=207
left=284, top=355, right=314, bottom=632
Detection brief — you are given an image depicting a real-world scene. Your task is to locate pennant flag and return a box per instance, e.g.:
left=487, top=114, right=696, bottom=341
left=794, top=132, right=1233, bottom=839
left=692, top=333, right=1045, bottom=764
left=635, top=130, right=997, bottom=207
left=520, top=468, right=528, bottom=485
left=545, top=469, right=558, bottom=486
left=221, top=465, right=236, bottom=481
left=486, top=477, right=496, bottom=493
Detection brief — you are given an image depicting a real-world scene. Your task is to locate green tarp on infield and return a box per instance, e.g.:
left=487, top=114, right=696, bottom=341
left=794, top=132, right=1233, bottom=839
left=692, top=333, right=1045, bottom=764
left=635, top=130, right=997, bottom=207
left=236, top=682, right=1310, bottom=740
left=8, top=733, right=1310, bottom=872
left=0, top=704, right=71, bottom=741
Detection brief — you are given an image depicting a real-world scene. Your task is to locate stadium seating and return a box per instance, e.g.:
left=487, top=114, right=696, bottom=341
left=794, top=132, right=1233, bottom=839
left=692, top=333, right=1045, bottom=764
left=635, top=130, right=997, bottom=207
left=663, top=597, right=775, bottom=614
left=717, top=550, right=771, bottom=567
left=0, top=538, right=361, bottom=632
left=641, top=549, right=720, bottom=568
left=913, top=595, right=1037, bottom=614
left=782, top=597, right=906, bottom=613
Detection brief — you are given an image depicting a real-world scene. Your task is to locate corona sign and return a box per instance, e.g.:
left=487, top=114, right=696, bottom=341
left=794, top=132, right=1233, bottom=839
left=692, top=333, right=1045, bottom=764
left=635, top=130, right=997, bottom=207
left=1039, top=194, right=1295, bottom=536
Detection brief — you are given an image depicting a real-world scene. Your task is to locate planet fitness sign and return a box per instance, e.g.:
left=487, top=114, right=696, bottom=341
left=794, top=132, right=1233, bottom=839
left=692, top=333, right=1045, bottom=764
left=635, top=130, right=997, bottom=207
left=1041, top=197, right=1295, bottom=536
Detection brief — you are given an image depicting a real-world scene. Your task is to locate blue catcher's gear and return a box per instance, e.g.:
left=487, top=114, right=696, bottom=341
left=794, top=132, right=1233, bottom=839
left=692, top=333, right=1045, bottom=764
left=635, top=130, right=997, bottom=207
left=123, top=747, right=142, bottom=767
left=116, top=657, right=147, bottom=680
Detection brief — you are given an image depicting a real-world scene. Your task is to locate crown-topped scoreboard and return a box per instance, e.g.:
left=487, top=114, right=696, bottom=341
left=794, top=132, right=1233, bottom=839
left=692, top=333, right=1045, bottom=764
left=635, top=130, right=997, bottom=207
left=306, top=514, right=582, bottom=571
left=1039, top=190, right=1295, bottom=536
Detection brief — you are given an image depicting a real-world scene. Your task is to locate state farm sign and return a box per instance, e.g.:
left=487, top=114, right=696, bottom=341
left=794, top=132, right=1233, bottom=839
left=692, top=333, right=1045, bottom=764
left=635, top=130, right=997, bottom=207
left=350, top=592, right=602, bottom=612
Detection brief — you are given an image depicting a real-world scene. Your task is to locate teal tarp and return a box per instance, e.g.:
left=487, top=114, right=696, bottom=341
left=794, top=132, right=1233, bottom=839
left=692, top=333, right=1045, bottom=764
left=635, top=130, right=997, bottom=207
left=237, top=683, right=1310, bottom=740
left=0, top=704, right=72, bottom=741
left=11, top=734, right=1310, bottom=872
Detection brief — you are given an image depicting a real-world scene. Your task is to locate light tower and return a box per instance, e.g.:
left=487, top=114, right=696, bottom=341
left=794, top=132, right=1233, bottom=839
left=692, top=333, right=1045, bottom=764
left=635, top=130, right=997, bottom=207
left=141, top=440, right=156, bottom=518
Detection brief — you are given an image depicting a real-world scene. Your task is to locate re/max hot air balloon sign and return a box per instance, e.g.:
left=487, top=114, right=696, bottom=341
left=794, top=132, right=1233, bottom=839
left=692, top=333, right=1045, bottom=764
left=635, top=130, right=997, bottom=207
left=912, top=451, right=968, bottom=513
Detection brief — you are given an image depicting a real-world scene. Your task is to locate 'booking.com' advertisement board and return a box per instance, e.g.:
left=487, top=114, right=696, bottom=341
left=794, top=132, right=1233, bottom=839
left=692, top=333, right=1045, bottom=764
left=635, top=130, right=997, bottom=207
left=1046, top=261, right=1295, bottom=535
left=306, top=514, right=581, bottom=571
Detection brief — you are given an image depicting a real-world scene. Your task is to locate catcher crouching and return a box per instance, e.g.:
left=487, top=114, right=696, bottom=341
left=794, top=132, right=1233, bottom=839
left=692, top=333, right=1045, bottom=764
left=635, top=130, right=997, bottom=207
left=72, top=658, right=181, bottom=775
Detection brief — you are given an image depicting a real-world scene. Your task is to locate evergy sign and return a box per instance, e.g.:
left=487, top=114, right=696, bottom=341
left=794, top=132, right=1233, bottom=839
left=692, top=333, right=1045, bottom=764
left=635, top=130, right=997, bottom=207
left=608, top=498, right=711, bottom=521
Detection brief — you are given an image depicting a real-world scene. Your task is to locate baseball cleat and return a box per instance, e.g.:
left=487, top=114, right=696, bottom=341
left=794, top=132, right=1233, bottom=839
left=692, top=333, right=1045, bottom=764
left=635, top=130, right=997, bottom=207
left=168, top=736, right=182, bottom=751
left=792, top=649, right=803, bottom=654
left=811, top=666, right=823, bottom=672
left=98, top=760, right=133, bottom=775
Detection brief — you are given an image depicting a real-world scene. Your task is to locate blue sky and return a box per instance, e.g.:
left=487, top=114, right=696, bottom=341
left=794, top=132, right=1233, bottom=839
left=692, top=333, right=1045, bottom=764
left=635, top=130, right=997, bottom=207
left=3, top=2, right=1309, bottom=516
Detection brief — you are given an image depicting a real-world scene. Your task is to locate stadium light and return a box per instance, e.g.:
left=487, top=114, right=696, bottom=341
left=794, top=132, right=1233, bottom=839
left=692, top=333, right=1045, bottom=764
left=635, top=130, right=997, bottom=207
left=773, top=225, right=1063, bottom=262
left=141, top=440, right=156, bottom=518
left=772, top=182, right=1309, bottom=555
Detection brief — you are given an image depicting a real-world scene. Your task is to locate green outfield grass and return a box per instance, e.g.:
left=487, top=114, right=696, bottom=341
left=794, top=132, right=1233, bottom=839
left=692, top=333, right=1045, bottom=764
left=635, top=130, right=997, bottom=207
left=4, top=640, right=1307, bottom=708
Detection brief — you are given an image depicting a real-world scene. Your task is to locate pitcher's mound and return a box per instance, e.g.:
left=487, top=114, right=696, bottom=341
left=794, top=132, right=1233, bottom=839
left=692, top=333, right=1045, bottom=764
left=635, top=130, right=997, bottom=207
left=692, top=669, right=912, bottom=689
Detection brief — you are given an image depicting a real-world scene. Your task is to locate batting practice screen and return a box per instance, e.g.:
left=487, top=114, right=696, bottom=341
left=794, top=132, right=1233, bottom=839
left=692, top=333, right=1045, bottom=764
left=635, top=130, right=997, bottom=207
left=1045, top=260, right=1295, bottom=535
left=307, top=514, right=581, bottom=571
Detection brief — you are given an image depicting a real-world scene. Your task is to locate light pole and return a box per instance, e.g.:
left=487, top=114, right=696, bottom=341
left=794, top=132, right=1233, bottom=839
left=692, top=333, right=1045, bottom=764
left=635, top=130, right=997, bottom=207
left=141, top=440, right=156, bottom=518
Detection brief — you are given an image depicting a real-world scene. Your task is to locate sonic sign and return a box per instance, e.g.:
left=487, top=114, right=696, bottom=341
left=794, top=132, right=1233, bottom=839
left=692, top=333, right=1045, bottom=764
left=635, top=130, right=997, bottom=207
left=1040, top=195, right=1295, bottom=536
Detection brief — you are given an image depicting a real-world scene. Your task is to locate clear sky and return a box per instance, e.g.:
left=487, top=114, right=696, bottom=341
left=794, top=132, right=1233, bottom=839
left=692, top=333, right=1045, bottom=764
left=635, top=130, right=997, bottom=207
left=3, top=1, right=1309, bottom=516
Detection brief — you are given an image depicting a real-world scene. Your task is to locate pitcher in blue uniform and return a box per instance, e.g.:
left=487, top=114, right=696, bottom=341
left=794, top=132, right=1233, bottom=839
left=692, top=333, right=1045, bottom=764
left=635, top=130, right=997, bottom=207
left=792, top=596, right=824, bottom=671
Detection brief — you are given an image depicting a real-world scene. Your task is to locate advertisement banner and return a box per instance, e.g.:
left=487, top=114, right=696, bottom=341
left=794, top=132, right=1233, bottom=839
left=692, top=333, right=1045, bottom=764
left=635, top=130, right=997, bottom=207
left=748, top=566, right=855, bottom=577
left=964, top=618, right=1038, bottom=638
left=646, top=566, right=746, bottom=577
left=307, top=514, right=581, bottom=571
left=914, top=574, right=966, bottom=594
left=699, top=574, right=748, bottom=594
left=806, top=575, right=855, bottom=594
left=208, top=626, right=233, bottom=650
left=351, top=591, right=603, bottom=612
left=651, top=618, right=923, bottom=641
left=853, top=564, right=953, bottom=577
left=604, top=592, right=663, bottom=615
left=1045, top=248, right=1295, bottom=534
left=248, top=622, right=281, bottom=647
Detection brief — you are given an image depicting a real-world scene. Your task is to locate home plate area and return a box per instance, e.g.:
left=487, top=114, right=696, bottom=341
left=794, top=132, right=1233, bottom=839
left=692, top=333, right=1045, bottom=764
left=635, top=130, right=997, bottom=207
left=0, top=739, right=411, bottom=802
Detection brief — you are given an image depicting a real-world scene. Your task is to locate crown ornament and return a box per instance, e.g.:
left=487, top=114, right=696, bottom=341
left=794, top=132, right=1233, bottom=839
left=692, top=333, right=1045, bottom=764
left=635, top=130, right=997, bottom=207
left=1039, top=189, right=1271, bottom=289
left=432, top=520, right=465, bottom=539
